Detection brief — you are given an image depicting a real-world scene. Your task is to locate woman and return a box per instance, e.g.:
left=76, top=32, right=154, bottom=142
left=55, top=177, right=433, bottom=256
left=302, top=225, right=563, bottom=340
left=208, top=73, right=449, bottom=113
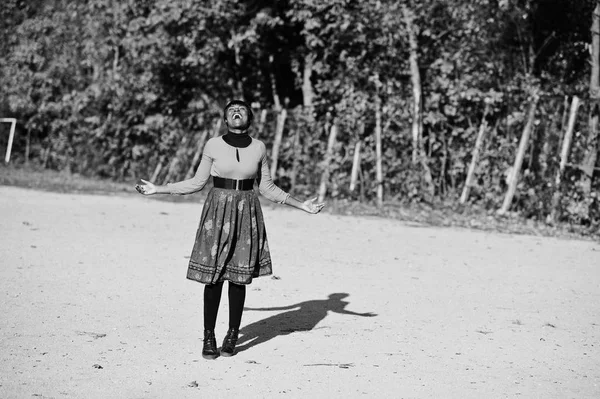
left=135, top=100, right=325, bottom=359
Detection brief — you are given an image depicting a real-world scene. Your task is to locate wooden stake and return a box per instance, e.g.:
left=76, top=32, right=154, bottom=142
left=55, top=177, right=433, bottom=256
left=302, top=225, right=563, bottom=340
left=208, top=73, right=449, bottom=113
left=185, top=129, right=209, bottom=179
left=349, top=140, right=362, bottom=192
left=317, top=123, right=338, bottom=203
left=151, top=155, right=166, bottom=182
left=25, top=129, right=31, bottom=164
left=460, top=104, right=490, bottom=204
left=163, top=135, right=189, bottom=184
left=375, top=97, right=384, bottom=207
left=498, top=94, right=540, bottom=215
left=548, top=96, right=581, bottom=223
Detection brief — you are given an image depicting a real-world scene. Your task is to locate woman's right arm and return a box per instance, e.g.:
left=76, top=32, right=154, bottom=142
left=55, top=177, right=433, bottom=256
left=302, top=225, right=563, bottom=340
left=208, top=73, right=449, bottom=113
left=161, top=152, right=213, bottom=195
left=137, top=140, right=213, bottom=195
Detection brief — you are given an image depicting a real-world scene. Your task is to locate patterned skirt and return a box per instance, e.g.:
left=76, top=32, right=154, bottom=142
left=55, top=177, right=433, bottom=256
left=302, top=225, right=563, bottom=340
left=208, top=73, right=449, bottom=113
left=186, top=187, right=273, bottom=285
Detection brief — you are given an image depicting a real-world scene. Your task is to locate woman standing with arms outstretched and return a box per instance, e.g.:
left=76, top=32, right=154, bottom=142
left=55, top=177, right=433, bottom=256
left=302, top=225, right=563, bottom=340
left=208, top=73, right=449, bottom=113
left=135, top=100, right=325, bottom=359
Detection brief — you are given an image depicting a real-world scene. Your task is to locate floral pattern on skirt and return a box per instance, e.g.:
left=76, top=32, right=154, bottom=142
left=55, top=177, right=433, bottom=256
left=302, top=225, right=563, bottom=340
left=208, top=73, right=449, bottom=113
left=186, top=187, right=273, bottom=285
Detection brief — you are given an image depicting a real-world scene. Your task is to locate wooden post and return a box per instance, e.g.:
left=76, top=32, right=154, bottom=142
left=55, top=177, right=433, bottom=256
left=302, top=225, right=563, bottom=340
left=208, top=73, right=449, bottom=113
left=151, top=155, right=166, bottom=182
left=0, top=118, right=17, bottom=164
left=375, top=97, right=384, bottom=207
left=460, top=104, right=490, bottom=204
left=548, top=96, right=581, bottom=223
left=185, top=118, right=219, bottom=179
left=185, top=129, right=209, bottom=179
left=498, top=94, right=540, bottom=215
left=317, top=123, right=338, bottom=203
left=581, top=2, right=600, bottom=217
left=349, top=140, right=362, bottom=192
left=350, top=122, right=365, bottom=192
left=162, top=135, right=190, bottom=184
left=25, top=129, right=31, bottom=164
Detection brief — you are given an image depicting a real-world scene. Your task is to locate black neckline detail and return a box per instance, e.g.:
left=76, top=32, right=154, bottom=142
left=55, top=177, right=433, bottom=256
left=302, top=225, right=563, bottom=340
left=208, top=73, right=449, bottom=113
left=222, top=133, right=252, bottom=148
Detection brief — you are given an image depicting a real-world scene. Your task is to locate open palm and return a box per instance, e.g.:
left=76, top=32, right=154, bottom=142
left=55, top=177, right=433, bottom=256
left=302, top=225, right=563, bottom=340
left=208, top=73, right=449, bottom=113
left=135, top=179, right=157, bottom=195
left=303, top=197, right=325, bottom=214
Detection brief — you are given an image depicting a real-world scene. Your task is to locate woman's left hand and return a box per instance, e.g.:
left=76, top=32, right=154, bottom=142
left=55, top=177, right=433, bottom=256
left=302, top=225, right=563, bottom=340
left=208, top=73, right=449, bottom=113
left=302, top=197, right=325, bottom=214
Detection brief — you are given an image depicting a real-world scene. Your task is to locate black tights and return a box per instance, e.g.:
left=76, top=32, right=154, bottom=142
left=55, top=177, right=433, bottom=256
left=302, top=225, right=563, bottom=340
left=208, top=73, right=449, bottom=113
left=203, top=281, right=246, bottom=331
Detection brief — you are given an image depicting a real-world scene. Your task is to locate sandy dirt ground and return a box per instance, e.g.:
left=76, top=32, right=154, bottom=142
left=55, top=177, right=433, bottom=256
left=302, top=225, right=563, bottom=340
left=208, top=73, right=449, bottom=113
left=0, top=185, right=599, bottom=399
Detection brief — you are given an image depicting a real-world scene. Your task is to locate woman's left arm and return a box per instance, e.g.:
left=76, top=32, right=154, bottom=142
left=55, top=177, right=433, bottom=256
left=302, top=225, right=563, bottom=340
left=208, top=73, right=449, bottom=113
left=257, top=143, right=324, bottom=214
left=283, top=196, right=325, bottom=214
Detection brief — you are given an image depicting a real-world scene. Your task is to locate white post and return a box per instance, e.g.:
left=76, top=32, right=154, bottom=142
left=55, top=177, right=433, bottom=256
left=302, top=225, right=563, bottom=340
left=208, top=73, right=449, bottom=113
left=349, top=140, right=362, bottom=191
left=1, top=118, right=17, bottom=163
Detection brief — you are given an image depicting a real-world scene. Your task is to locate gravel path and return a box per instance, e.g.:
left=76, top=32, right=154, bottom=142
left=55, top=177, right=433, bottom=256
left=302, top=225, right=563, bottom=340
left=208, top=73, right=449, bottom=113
left=1, top=185, right=599, bottom=398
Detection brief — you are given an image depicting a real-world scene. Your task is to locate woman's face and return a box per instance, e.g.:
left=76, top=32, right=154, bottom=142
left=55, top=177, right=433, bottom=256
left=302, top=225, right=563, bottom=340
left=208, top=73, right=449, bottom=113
left=225, top=104, right=251, bottom=131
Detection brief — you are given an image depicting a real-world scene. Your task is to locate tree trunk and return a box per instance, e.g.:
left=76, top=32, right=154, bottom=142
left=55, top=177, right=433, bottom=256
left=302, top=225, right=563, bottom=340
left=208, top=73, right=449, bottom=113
left=269, top=55, right=281, bottom=111
left=290, top=127, right=301, bottom=192
left=402, top=4, right=435, bottom=198
left=270, top=108, right=287, bottom=179
left=460, top=104, right=490, bottom=204
left=548, top=96, right=581, bottom=223
left=375, top=96, right=384, bottom=208
left=498, top=94, right=540, bottom=215
left=439, top=127, right=448, bottom=196
left=540, top=101, right=563, bottom=178
left=42, top=146, right=50, bottom=169
left=302, top=53, right=315, bottom=108
left=581, top=2, right=600, bottom=217
left=257, top=109, right=267, bottom=138
left=231, top=29, right=244, bottom=100
left=558, top=95, right=570, bottom=150
left=402, top=5, right=422, bottom=165
left=211, top=118, right=222, bottom=138
left=268, top=55, right=286, bottom=179
left=317, top=123, right=338, bottom=203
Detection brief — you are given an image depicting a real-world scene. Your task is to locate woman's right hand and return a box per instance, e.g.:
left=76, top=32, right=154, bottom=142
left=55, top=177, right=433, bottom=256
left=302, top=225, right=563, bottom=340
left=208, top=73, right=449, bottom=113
left=135, top=179, right=157, bottom=195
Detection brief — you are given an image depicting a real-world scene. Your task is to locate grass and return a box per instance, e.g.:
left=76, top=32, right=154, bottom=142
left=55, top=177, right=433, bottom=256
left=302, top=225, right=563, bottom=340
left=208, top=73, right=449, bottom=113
left=1, top=163, right=598, bottom=241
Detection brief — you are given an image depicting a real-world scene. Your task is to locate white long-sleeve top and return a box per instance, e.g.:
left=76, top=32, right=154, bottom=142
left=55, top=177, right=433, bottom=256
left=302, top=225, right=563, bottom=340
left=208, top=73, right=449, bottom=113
left=166, top=136, right=290, bottom=203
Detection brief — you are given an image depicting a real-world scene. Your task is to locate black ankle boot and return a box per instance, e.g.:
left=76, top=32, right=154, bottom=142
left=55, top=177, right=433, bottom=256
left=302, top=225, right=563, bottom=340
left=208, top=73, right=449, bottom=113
left=202, top=329, right=219, bottom=360
left=221, top=328, right=239, bottom=357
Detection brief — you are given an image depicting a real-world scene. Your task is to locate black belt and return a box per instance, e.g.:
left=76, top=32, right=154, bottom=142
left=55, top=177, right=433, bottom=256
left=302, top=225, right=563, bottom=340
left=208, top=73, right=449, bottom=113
left=213, top=176, right=254, bottom=191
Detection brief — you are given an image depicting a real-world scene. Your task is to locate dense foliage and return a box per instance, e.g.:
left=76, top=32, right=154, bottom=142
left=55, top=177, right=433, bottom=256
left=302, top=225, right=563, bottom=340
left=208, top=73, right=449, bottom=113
left=1, top=0, right=598, bottom=226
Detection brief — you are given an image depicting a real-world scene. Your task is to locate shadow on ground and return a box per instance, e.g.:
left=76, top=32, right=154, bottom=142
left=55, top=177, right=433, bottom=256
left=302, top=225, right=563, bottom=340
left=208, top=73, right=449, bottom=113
left=236, top=293, right=376, bottom=353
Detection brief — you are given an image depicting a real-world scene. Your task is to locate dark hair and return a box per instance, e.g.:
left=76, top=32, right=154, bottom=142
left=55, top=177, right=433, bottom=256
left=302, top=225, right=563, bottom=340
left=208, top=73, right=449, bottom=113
left=223, top=100, right=254, bottom=125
